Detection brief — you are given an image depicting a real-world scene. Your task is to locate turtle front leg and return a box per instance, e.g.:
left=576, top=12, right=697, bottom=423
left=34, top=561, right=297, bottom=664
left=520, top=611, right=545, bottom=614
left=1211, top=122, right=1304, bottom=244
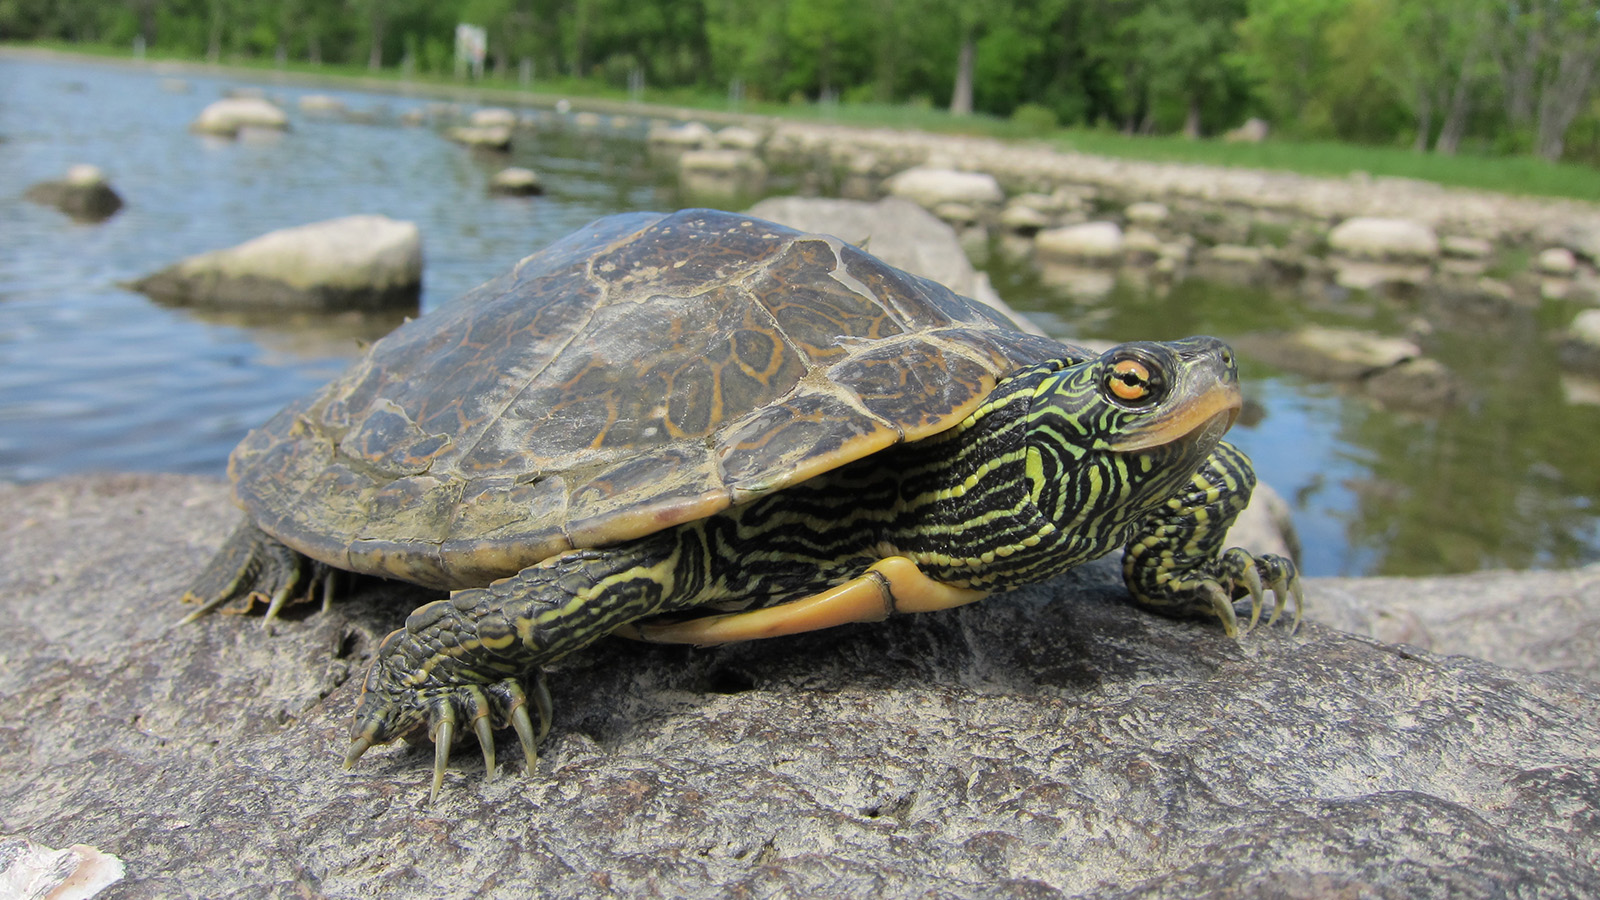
left=180, top=520, right=334, bottom=626
left=1120, top=440, right=1304, bottom=637
left=345, top=529, right=707, bottom=801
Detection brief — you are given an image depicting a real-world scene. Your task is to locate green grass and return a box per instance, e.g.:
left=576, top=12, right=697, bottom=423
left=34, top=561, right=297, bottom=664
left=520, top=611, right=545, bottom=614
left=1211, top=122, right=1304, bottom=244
left=1044, top=130, right=1600, bottom=202
left=11, top=40, right=1600, bottom=203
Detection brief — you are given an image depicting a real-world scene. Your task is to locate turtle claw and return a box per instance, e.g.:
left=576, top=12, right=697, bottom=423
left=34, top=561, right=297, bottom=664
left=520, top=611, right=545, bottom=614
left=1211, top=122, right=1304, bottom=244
left=1129, top=545, right=1304, bottom=639
left=474, top=715, right=497, bottom=781
left=430, top=718, right=454, bottom=805
left=1209, top=584, right=1240, bottom=638
left=1221, top=549, right=1303, bottom=639
left=347, top=647, right=552, bottom=801
left=510, top=705, right=539, bottom=775
left=343, top=736, right=372, bottom=770
left=1232, top=554, right=1266, bottom=636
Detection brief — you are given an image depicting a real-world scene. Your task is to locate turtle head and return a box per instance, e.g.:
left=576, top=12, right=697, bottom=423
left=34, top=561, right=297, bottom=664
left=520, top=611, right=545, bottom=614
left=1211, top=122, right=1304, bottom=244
left=1024, top=336, right=1242, bottom=526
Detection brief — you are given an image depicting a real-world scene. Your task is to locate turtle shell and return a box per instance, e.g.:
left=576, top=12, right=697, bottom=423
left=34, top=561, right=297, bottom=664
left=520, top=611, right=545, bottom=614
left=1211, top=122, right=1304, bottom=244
left=231, top=209, right=1074, bottom=589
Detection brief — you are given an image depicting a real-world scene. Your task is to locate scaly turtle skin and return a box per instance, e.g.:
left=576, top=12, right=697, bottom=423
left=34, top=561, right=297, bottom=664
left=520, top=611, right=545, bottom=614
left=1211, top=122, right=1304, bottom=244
left=183, top=209, right=1302, bottom=801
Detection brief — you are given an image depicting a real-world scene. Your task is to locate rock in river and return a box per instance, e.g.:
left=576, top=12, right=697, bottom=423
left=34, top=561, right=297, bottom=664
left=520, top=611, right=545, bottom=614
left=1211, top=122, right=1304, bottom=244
left=1328, top=217, right=1440, bottom=262
left=23, top=164, right=123, bottom=222
left=445, top=124, right=512, bottom=150
left=1562, top=309, right=1600, bottom=376
left=1035, top=221, right=1125, bottom=265
left=189, top=97, right=289, bottom=137
left=883, top=166, right=1005, bottom=210
left=678, top=148, right=768, bottom=198
left=488, top=167, right=544, bottom=196
left=128, top=215, right=422, bottom=313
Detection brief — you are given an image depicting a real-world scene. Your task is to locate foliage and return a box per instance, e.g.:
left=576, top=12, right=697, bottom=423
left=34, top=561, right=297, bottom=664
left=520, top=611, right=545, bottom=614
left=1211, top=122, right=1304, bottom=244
left=1010, top=102, right=1059, bottom=135
left=3, top=0, right=1599, bottom=165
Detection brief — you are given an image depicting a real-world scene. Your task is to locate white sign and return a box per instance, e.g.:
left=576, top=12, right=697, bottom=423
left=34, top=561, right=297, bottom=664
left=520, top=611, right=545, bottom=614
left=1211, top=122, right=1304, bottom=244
left=455, top=24, right=487, bottom=79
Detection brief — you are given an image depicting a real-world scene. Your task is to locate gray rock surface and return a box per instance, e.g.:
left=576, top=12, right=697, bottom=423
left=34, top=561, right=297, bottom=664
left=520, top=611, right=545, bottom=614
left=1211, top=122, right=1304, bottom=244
left=2, top=473, right=1597, bottom=898
left=1310, top=568, right=1600, bottom=682
left=128, top=214, right=423, bottom=313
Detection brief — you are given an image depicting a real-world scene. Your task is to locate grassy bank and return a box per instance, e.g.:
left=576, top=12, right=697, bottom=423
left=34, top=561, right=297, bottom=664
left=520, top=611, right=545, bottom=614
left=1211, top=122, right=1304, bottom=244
left=10, top=41, right=1600, bottom=204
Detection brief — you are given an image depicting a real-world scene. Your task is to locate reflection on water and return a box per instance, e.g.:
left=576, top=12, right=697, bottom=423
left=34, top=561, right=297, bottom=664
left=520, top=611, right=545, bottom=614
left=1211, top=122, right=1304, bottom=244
left=3, top=54, right=1598, bottom=578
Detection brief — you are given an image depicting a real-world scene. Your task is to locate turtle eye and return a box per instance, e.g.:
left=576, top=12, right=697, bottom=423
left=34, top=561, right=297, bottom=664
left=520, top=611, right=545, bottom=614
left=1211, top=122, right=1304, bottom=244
left=1106, top=358, right=1161, bottom=406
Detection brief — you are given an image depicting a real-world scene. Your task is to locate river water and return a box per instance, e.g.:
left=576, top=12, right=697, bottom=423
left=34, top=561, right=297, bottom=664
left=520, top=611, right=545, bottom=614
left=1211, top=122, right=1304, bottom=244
left=3, top=53, right=1597, bottom=578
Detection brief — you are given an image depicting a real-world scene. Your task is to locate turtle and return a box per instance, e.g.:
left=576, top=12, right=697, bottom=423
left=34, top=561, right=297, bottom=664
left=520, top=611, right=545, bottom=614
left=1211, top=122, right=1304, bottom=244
left=183, top=208, right=1302, bottom=801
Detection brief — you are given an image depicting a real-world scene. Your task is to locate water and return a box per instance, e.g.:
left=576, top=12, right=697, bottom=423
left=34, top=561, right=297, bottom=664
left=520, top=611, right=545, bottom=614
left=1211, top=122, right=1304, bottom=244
left=4, top=54, right=1599, bottom=578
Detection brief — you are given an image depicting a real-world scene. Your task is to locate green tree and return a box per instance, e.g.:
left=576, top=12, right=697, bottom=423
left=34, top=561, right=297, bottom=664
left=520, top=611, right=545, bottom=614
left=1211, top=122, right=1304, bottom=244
left=1233, top=0, right=1349, bottom=136
left=1379, top=0, right=1495, bottom=154
left=1117, top=0, right=1247, bottom=137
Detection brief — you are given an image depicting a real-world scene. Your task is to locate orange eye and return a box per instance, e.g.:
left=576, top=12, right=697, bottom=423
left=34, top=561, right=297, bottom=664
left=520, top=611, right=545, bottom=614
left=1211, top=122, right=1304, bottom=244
left=1108, top=359, right=1151, bottom=402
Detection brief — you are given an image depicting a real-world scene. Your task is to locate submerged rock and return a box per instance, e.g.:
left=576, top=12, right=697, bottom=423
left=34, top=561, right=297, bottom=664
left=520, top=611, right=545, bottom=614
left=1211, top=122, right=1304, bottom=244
left=1035, top=221, right=1124, bottom=265
left=488, top=166, right=544, bottom=196
left=715, top=125, right=765, bottom=151
left=678, top=148, right=768, bottom=198
left=297, top=94, right=346, bottom=115
left=190, top=97, right=288, bottom=137
left=648, top=120, right=715, bottom=151
left=444, top=124, right=512, bottom=150
left=1539, top=247, right=1578, bottom=277
left=468, top=107, right=517, bottom=128
left=1238, top=326, right=1421, bottom=381
left=1441, top=235, right=1494, bottom=260
left=1328, top=217, right=1439, bottom=262
left=23, top=164, right=123, bottom=222
left=1563, top=309, right=1600, bottom=376
left=1, top=473, right=1596, bottom=897
left=128, top=214, right=422, bottom=313
left=883, top=166, right=1004, bottom=210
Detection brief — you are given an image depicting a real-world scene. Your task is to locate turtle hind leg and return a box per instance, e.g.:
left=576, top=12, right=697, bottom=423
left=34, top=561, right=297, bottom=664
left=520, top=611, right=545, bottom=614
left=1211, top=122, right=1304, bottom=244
left=179, top=519, right=332, bottom=626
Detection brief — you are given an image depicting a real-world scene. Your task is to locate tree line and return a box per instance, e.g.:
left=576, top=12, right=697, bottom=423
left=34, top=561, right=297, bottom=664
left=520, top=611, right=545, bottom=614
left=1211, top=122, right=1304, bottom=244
left=7, top=0, right=1599, bottom=163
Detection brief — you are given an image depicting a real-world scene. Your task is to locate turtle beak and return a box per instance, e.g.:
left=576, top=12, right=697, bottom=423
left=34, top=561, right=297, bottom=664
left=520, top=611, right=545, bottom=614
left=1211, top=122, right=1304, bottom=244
left=1105, top=382, right=1241, bottom=452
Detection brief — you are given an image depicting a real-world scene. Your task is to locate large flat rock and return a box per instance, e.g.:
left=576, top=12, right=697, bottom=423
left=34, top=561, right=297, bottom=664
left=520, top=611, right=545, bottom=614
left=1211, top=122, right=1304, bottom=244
left=1, top=474, right=1596, bottom=898
left=128, top=215, right=422, bottom=313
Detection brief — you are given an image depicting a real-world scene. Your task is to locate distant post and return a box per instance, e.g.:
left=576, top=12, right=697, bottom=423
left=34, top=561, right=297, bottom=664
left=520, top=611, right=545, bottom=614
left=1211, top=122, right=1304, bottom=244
left=455, top=25, right=487, bottom=80
left=520, top=58, right=533, bottom=86
left=133, top=35, right=145, bottom=59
